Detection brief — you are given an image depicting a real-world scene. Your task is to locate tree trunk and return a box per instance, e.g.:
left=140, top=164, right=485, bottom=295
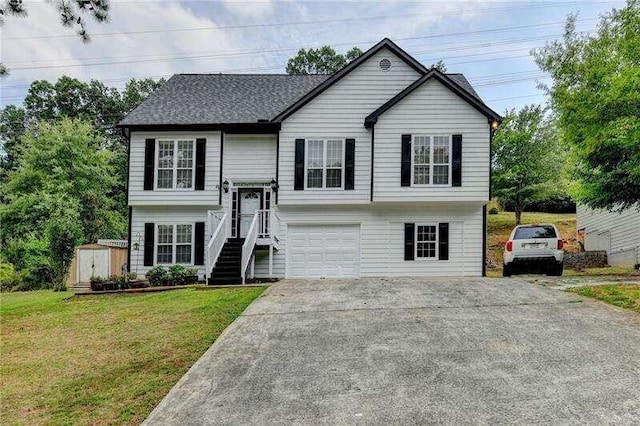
left=515, top=209, right=522, bottom=225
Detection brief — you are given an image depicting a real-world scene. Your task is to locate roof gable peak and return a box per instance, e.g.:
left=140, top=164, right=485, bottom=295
left=270, top=38, right=428, bottom=122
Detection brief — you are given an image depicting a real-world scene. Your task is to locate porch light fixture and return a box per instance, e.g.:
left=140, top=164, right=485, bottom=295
left=222, top=179, right=229, bottom=193
left=270, top=178, right=279, bottom=193
left=133, top=242, right=140, bottom=251
left=491, top=120, right=500, bottom=131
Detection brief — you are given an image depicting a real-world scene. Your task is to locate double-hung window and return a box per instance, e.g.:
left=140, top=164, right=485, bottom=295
left=412, top=135, right=451, bottom=186
left=156, top=140, right=195, bottom=189
left=156, top=224, right=193, bottom=264
left=306, top=139, right=344, bottom=189
left=416, top=225, right=437, bottom=259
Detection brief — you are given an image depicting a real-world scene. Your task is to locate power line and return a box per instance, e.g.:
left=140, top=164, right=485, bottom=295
left=4, top=23, right=595, bottom=72
left=1, top=1, right=616, bottom=41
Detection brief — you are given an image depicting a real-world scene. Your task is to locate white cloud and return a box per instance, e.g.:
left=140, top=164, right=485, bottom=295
left=220, top=0, right=275, bottom=19
left=0, top=1, right=253, bottom=105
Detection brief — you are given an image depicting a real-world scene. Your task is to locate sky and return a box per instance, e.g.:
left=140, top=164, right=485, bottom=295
left=0, top=0, right=627, bottom=119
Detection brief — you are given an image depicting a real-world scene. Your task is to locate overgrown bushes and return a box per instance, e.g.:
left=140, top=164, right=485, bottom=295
left=145, top=265, right=199, bottom=287
left=501, top=195, right=576, bottom=214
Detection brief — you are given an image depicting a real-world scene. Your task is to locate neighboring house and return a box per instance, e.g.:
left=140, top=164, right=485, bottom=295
left=117, top=38, right=501, bottom=284
left=576, top=205, right=640, bottom=267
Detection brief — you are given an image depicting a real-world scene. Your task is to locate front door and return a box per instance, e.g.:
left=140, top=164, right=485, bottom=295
left=238, top=189, right=262, bottom=238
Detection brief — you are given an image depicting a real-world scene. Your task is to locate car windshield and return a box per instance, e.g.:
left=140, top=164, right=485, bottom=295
left=513, top=226, right=557, bottom=240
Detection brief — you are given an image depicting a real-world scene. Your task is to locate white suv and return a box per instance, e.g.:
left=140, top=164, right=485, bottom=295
left=503, top=224, right=564, bottom=277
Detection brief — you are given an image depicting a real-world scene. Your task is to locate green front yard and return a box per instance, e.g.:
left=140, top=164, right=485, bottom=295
left=568, top=284, right=640, bottom=313
left=0, top=287, right=265, bottom=425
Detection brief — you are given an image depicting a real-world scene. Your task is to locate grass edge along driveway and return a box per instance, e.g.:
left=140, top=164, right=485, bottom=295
left=0, top=287, right=266, bottom=425
left=567, top=283, right=640, bottom=313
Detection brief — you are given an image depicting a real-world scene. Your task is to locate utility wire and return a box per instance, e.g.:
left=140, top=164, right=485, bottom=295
left=3, top=18, right=598, bottom=71
left=1, top=1, right=615, bottom=41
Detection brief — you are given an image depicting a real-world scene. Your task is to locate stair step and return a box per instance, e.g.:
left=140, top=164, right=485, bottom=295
left=209, top=277, right=242, bottom=285
left=213, top=267, right=240, bottom=275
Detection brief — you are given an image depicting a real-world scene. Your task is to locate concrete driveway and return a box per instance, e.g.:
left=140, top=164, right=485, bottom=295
left=146, top=278, right=640, bottom=424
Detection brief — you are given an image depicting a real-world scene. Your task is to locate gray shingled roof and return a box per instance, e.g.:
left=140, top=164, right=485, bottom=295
left=446, top=73, right=481, bottom=100
left=119, top=72, right=482, bottom=126
left=119, top=74, right=329, bottom=126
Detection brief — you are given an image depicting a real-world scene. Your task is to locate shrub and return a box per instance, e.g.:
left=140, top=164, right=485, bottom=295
left=501, top=195, right=576, bottom=214
left=0, top=262, right=23, bottom=292
left=145, top=265, right=167, bottom=287
left=90, top=276, right=106, bottom=283
left=488, top=207, right=499, bottom=215
left=127, top=272, right=138, bottom=281
left=3, top=237, right=53, bottom=290
left=168, top=265, right=187, bottom=285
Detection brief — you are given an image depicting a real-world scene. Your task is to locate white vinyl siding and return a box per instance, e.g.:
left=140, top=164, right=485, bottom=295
left=374, top=78, right=490, bottom=201
left=130, top=206, right=214, bottom=278
left=223, top=134, right=277, bottom=182
left=577, top=205, right=640, bottom=266
left=278, top=47, right=421, bottom=204
left=128, top=131, right=221, bottom=206
left=253, top=203, right=484, bottom=278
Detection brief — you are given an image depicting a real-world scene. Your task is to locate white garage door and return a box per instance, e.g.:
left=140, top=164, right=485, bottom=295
left=287, top=224, right=361, bottom=278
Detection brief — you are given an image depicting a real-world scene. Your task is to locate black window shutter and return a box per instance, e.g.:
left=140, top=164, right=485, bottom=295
left=195, top=138, right=206, bottom=190
left=294, top=139, right=305, bottom=190
left=401, top=134, right=411, bottom=187
left=194, top=222, right=205, bottom=265
left=404, top=223, right=415, bottom=261
left=144, top=223, right=155, bottom=266
left=345, top=138, right=355, bottom=190
left=452, top=134, right=462, bottom=187
left=439, top=222, right=449, bottom=260
left=144, top=138, right=155, bottom=190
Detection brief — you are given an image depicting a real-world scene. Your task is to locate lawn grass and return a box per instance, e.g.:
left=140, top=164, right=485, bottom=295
left=0, top=287, right=265, bottom=425
left=487, top=211, right=580, bottom=272
left=567, top=284, right=640, bottom=313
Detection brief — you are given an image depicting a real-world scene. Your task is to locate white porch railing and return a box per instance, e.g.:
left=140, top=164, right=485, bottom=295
left=241, top=212, right=260, bottom=284
left=205, top=213, right=228, bottom=285
left=207, top=211, right=224, bottom=240
left=257, top=209, right=281, bottom=243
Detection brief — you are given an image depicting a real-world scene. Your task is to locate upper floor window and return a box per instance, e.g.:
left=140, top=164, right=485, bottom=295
left=306, top=139, right=344, bottom=189
left=157, top=140, right=194, bottom=189
left=412, top=135, right=451, bottom=186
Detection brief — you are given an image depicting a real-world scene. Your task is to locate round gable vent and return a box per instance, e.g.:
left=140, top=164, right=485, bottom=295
left=379, top=58, right=392, bottom=71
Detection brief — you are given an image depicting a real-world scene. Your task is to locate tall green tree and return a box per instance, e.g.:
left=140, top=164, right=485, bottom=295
left=533, top=0, right=640, bottom=211
left=492, top=105, right=566, bottom=224
left=286, top=46, right=363, bottom=74
left=1, top=118, right=125, bottom=245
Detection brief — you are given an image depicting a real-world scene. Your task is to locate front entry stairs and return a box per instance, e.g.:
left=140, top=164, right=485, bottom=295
left=209, top=239, right=244, bottom=285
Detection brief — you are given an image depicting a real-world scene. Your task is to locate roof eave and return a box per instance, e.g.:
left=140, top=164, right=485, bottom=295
left=363, top=70, right=502, bottom=128
left=115, top=122, right=282, bottom=133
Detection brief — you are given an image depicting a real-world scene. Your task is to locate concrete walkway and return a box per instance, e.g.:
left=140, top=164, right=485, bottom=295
left=145, top=277, right=640, bottom=425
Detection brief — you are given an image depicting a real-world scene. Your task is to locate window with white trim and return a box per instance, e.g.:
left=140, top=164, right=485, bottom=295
left=416, top=225, right=437, bottom=258
left=306, top=139, right=344, bottom=189
left=156, top=140, right=195, bottom=189
left=156, top=224, right=193, bottom=264
left=412, top=135, right=451, bottom=186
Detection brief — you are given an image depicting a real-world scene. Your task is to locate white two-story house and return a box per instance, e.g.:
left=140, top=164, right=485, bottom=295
left=118, top=38, right=501, bottom=284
